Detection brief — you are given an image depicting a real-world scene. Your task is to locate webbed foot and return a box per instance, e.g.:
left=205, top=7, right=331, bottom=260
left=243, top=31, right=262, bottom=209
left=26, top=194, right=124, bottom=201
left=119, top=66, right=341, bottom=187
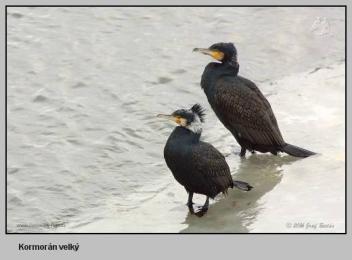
left=194, top=196, right=209, bottom=217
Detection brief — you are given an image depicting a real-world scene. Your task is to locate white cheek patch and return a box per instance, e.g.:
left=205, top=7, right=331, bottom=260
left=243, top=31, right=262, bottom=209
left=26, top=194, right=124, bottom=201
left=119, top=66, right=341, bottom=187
left=179, top=118, right=188, bottom=127
left=186, top=113, right=202, bottom=134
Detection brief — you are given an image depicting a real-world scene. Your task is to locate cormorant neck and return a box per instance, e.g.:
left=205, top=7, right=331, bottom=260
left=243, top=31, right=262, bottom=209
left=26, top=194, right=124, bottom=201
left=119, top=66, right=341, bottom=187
left=171, top=126, right=201, bottom=143
left=181, top=126, right=201, bottom=142
left=224, top=55, right=239, bottom=74
left=201, top=60, right=238, bottom=93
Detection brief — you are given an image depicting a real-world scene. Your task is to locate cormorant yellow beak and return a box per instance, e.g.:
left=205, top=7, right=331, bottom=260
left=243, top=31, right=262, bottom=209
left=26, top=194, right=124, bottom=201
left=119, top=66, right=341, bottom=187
left=157, top=114, right=182, bottom=124
left=193, top=48, right=224, bottom=61
left=157, top=114, right=186, bottom=125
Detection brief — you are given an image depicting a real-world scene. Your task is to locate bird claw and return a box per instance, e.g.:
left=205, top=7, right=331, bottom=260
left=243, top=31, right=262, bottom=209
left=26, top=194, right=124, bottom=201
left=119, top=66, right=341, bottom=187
left=233, top=150, right=246, bottom=157
left=194, top=206, right=208, bottom=217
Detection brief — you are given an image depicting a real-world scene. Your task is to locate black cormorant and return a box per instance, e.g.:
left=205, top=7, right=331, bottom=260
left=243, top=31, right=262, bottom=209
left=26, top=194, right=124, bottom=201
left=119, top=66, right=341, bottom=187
left=193, top=42, right=316, bottom=158
left=158, top=104, right=252, bottom=217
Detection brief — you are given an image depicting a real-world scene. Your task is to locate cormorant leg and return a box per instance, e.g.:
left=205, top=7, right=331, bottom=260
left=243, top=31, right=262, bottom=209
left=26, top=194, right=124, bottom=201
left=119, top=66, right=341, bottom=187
left=240, top=147, right=246, bottom=157
left=186, top=192, right=194, bottom=214
left=195, top=196, right=209, bottom=217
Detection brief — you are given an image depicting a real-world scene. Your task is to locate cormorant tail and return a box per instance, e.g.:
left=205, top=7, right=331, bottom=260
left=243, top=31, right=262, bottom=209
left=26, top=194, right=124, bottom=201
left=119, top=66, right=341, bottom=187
left=282, top=143, right=316, bottom=158
left=233, top=180, right=253, bottom=191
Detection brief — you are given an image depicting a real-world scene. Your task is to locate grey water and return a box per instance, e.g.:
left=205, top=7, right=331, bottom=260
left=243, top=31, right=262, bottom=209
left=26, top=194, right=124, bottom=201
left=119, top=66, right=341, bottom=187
left=7, top=7, right=345, bottom=233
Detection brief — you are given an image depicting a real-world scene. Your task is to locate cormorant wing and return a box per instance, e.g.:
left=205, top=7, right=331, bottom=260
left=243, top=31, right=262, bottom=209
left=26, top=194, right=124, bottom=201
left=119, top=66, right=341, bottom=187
left=213, top=76, right=285, bottom=147
left=190, top=142, right=233, bottom=196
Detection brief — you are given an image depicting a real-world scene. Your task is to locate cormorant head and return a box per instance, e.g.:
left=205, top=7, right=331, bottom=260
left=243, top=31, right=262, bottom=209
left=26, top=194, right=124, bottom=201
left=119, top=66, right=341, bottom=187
left=193, top=42, right=238, bottom=65
left=157, top=104, right=206, bottom=134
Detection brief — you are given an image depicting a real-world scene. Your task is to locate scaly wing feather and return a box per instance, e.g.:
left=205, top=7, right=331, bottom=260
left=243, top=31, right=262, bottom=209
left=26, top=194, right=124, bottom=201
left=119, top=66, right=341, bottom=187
left=189, top=142, right=233, bottom=197
left=213, top=76, right=285, bottom=147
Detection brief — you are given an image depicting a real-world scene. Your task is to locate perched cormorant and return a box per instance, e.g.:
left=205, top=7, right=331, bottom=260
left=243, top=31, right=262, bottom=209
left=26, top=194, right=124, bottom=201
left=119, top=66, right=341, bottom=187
left=193, top=42, right=316, bottom=158
left=158, top=104, right=252, bottom=217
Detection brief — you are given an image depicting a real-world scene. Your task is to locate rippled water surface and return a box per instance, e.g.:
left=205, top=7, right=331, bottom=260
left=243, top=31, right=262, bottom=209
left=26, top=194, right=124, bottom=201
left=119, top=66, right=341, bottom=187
left=7, top=7, right=345, bottom=233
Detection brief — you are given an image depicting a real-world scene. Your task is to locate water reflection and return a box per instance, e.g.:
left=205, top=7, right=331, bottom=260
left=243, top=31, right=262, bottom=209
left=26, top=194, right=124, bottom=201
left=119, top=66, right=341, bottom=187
left=181, top=154, right=299, bottom=233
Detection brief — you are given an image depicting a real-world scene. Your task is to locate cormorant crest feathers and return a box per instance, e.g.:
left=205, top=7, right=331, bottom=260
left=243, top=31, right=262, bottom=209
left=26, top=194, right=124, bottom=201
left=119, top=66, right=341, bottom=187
left=191, top=104, right=206, bottom=122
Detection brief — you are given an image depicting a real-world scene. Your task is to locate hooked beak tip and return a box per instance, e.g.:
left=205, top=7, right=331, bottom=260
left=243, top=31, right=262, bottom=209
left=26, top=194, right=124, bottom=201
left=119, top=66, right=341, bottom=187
left=193, top=48, right=212, bottom=56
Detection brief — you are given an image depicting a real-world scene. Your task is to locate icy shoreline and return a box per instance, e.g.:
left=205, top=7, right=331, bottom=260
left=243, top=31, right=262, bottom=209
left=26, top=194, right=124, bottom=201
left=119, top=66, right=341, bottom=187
left=59, top=62, right=345, bottom=233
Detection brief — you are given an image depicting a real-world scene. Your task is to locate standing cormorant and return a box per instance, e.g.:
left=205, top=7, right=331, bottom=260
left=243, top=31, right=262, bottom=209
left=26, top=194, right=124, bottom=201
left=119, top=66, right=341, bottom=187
left=158, top=104, right=252, bottom=217
left=193, top=42, right=316, bottom=158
